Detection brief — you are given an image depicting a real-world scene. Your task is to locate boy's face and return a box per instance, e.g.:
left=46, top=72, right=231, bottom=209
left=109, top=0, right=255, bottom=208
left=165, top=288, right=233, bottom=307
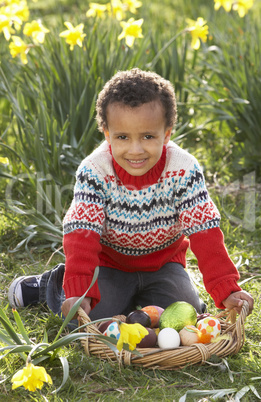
left=104, top=101, right=172, bottom=176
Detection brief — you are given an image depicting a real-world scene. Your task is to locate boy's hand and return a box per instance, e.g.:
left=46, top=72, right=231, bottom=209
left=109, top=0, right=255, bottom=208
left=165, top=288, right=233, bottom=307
left=222, top=290, right=254, bottom=315
left=61, top=297, right=92, bottom=319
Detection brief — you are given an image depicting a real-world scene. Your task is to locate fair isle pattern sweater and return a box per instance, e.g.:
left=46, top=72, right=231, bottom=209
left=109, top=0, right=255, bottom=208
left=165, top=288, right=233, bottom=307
left=63, top=141, right=241, bottom=309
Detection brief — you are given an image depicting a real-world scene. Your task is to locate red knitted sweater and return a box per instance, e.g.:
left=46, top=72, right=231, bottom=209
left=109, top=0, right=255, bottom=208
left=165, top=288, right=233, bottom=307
left=63, top=142, right=241, bottom=309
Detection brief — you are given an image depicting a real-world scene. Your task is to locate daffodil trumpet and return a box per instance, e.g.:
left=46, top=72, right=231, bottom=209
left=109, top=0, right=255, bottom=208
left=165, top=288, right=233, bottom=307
left=116, top=321, right=149, bottom=351
left=11, top=356, right=52, bottom=392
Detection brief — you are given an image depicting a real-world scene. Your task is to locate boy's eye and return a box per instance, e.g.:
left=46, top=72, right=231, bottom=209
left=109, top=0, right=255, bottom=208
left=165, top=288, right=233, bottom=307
left=118, top=135, right=127, bottom=140
left=144, top=135, right=154, bottom=140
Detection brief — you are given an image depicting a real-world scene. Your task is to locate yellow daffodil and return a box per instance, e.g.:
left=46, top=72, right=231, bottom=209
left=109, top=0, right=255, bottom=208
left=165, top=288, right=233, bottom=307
left=186, top=17, right=208, bottom=50
left=9, top=35, right=29, bottom=64
left=118, top=17, right=143, bottom=47
left=23, top=20, right=49, bottom=43
left=0, top=157, right=9, bottom=164
left=122, top=0, right=142, bottom=14
left=12, top=2, right=30, bottom=22
left=11, top=362, right=52, bottom=392
left=4, top=1, right=30, bottom=30
left=86, top=2, right=107, bottom=19
left=214, top=0, right=233, bottom=12
left=233, top=0, right=254, bottom=17
left=117, top=322, right=148, bottom=351
left=59, top=22, right=86, bottom=51
left=0, top=14, right=14, bottom=41
left=5, top=0, right=22, bottom=4
left=0, top=8, right=20, bottom=33
left=107, top=0, right=126, bottom=21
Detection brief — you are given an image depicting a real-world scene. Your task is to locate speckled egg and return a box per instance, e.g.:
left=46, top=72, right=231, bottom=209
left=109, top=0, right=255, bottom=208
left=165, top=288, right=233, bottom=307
left=197, top=316, right=221, bottom=339
left=104, top=321, right=120, bottom=340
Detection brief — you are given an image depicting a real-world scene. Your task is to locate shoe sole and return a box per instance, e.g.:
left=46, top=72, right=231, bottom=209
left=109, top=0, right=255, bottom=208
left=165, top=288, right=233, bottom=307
left=8, top=276, right=25, bottom=308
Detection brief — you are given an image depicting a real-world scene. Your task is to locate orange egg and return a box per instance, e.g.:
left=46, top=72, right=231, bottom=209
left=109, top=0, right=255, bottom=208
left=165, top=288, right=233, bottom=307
left=141, top=306, right=162, bottom=328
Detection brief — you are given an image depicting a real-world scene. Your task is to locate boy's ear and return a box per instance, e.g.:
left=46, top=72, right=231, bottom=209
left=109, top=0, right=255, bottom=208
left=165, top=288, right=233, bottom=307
left=164, top=127, right=172, bottom=144
left=104, top=129, right=110, bottom=144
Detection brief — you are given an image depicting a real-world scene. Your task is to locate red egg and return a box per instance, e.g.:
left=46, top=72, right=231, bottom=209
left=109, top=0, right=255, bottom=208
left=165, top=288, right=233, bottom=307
left=137, top=328, right=157, bottom=348
left=97, top=320, right=113, bottom=333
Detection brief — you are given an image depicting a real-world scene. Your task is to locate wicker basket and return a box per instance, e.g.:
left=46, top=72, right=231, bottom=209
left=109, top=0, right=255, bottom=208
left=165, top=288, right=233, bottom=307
left=78, top=301, right=249, bottom=370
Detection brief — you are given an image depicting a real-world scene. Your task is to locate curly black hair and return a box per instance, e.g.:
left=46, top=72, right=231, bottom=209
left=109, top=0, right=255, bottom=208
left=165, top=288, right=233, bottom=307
left=96, top=68, right=177, bottom=131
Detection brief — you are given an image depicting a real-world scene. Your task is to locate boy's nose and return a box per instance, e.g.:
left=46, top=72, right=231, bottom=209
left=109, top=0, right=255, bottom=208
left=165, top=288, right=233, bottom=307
left=129, top=140, right=144, bottom=154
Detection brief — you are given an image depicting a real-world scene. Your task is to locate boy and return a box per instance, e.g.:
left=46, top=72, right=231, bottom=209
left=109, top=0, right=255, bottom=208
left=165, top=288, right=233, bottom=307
left=8, top=68, right=253, bottom=320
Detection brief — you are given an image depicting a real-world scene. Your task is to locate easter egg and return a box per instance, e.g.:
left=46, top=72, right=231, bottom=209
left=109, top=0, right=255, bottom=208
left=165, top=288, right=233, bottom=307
left=141, top=306, right=163, bottom=328
left=179, top=325, right=199, bottom=346
left=152, top=305, right=165, bottom=316
left=137, top=328, right=157, bottom=348
left=126, top=310, right=151, bottom=328
left=98, top=320, right=113, bottom=333
left=159, top=302, right=197, bottom=332
left=157, top=328, right=180, bottom=349
left=104, top=321, right=120, bottom=340
left=197, top=316, right=221, bottom=339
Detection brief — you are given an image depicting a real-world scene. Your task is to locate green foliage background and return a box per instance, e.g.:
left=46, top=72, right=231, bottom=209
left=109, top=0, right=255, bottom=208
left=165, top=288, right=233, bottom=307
left=0, top=0, right=260, bottom=251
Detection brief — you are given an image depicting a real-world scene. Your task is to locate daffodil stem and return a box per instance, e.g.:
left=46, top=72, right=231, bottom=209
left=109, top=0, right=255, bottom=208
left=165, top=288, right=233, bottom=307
left=191, top=48, right=198, bottom=70
left=18, top=352, right=28, bottom=363
left=27, top=343, right=49, bottom=362
left=50, top=347, right=59, bottom=362
left=146, top=29, right=186, bottom=69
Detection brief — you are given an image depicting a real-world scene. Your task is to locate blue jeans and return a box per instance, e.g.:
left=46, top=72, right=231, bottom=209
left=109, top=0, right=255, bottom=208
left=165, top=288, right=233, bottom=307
left=39, top=262, right=206, bottom=321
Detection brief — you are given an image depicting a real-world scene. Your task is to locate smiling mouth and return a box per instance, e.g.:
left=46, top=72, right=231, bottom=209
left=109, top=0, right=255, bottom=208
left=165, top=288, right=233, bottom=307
left=127, top=159, right=147, bottom=164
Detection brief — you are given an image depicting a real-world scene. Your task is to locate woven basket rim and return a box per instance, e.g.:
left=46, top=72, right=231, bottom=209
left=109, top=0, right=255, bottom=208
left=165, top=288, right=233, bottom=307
left=78, top=301, right=249, bottom=370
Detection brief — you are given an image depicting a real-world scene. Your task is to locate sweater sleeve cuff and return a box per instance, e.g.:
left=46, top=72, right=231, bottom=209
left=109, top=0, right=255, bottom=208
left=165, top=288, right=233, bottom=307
left=63, top=273, right=100, bottom=309
left=210, top=279, right=242, bottom=309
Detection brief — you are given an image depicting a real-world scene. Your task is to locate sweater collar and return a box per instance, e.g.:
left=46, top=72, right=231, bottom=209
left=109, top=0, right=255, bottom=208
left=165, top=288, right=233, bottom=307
left=111, top=145, right=166, bottom=190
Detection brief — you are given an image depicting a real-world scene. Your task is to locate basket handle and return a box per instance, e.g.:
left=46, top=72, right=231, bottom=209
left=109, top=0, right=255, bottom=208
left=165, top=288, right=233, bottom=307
left=227, top=299, right=249, bottom=324
left=77, top=306, right=90, bottom=323
left=240, top=299, right=249, bottom=317
left=77, top=307, right=103, bottom=335
left=232, top=300, right=249, bottom=354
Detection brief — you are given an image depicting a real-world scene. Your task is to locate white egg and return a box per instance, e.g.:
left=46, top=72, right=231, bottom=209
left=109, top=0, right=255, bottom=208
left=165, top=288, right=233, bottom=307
left=157, top=327, right=180, bottom=349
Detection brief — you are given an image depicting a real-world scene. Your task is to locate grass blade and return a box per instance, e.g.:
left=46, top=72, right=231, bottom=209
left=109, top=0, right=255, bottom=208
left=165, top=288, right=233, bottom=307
left=0, top=345, right=29, bottom=362
left=179, top=388, right=237, bottom=402
left=249, top=385, right=261, bottom=399
left=0, top=344, right=32, bottom=356
left=52, top=356, right=69, bottom=394
left=34, top=333, right=91, bottom=356
left=235, top=386, right=250, bottom=401
left=0, top=330, right=16, bottom=346
left=239, top=275, right=261, bottom=286
left=0, top=315, right=23, bottom=345
left=12, top=309, right=31, bottom=345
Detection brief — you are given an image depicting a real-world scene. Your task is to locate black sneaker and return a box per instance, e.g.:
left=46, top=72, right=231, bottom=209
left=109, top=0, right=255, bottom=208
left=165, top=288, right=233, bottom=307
left=8, top=275, right=42, bottom=308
